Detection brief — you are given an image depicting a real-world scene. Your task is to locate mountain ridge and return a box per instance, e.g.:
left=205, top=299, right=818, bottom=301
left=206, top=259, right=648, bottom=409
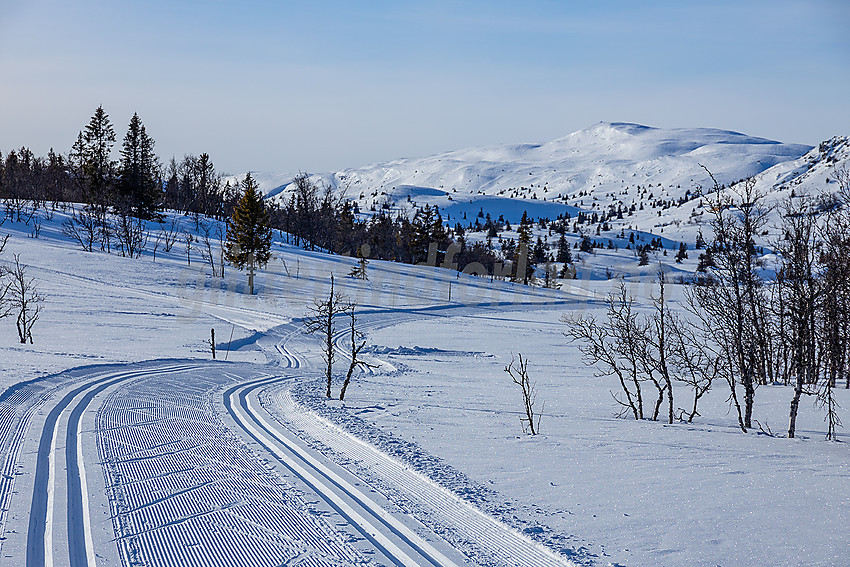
left=264, top=122, right=816, bottom=223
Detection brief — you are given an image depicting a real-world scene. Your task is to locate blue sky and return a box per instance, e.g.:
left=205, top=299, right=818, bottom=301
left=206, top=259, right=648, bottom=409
left=1, top=0, right=848, bottom=175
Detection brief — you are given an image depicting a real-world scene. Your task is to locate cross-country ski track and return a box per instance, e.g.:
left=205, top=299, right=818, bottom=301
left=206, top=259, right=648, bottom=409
left=0, top=300, right=578, bottom=567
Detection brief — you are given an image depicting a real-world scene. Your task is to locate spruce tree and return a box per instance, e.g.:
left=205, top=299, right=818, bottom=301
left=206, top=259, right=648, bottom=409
left=348, top=245, right=369, bottom=280
left=638, top=245, right=650, bottom=266
left=514, top=211, right=534, bottom=284
left=118, top=112, right=159, bottom=218
left=225, top=173, right=272, bottom=294
left=532, top=236, right=547, bottom=265
left=556, top=233, right=572, bottom=264
left=70, top=105, right=116, bottom=211
left=675, top=242, right=689, bottom=263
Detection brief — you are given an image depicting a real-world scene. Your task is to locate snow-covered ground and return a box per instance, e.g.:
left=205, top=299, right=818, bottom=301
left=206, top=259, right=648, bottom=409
left=0, top=127, right=848, bottom=567
left=299, top=305, right=848, bottom=566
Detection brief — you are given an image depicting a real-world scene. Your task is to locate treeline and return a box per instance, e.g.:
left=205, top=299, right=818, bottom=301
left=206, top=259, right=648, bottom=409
left=272, top=173, right=502, bottom=272
left=0, top=106, right=240, bottom=222
left=1, top=106, right=525, bottom=278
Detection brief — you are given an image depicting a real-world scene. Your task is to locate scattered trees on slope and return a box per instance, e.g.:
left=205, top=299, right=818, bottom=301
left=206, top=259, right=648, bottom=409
left=566, top=168, right=850, bottom=440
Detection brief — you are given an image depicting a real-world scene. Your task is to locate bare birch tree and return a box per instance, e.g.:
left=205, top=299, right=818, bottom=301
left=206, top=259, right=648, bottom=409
left=505, top=353, right=542, bottom=434
left=0, top=235, right=11, bottom=321
left=8, top=254, right=44, bottom=344
left=304, top=274, right=351, bottom=398
left=339, top=306, right=378, bottom=401
left=775, top=194, right=823, bottom=438
left=690, top=172, right=772, bottom=430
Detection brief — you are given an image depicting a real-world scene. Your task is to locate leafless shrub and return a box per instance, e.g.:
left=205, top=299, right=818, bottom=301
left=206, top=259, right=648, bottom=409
left=161, top=218, right=180, bottom=252
left=114, top=208, right=148, bottom=258
left=62, top=208, right=98, bottom=252
left=7, top=254, right=44, bottom=344
left=504, top=353, right=542, bottom=435
left=29, top=215, right=42, bottom=238
left=198, top=221, right=221, bottom=276
left=668, top=312, right=726, bottom=423
left=564, top=283, right=647, bottom=420
left=183, top=231, right=194, bottom=265
left=0, top=236, right=11, bottom=321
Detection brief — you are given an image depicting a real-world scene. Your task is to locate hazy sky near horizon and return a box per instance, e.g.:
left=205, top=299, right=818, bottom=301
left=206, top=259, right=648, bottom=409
left=1, top=0, right=848, bottom=176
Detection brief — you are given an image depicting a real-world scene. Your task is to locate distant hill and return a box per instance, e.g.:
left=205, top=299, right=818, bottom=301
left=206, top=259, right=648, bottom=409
left=266, top=122, right=814, bottom=223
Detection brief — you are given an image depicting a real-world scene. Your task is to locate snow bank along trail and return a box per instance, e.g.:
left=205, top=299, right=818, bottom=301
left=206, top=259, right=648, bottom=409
left=262, top=384, right=576, bottom=567
left=227, top=376, right=475, bottom=567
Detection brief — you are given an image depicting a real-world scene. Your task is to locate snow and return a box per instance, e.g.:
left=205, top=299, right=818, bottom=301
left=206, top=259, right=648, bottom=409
left=307, top=305, right=849, bottom=566
left=269, top=122, right=812, bottom=224
left=0, top=125, right=848, bottom=566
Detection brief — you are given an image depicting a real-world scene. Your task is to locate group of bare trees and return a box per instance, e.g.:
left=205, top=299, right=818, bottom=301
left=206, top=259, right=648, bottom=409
left=566, top=167, right=850, bottom=440
left=691, top=169, right=850, bottom=439
left=771, top=168, right=850, bottom=439
left=0, top=233, right=43, bottom=344
left=303, top=274, right=376, bottom=401
left=565, top=272, right=723, bottom=426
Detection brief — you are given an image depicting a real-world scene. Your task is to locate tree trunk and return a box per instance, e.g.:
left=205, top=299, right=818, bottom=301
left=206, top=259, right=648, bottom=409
left=325, top=276, right=335, bottom=398
left=743, top=377, right=754, bottom=430
left=650, top=378, right=666, bottom=421
left=325, top=316, right=333, bottom=398
left=629, top=368, right=644, bottom=419
left=728, top=377, right=746, bottom=433
left=788, top=373, right=804, bottom=438
left=339, top=369, right=352, bottom=401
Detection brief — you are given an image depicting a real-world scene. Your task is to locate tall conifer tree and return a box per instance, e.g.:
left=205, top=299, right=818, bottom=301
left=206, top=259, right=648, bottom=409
left=514, top=211, right=534, bottom=284
left=225, top=173, right=272, bottom=294
left=118, top=112, right=159, bottom=218
left=70, top=105, right=116, bottom=211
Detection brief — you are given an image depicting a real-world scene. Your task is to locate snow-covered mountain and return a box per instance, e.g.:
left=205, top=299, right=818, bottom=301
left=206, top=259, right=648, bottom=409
left=267, top=122, right=814, bottom=223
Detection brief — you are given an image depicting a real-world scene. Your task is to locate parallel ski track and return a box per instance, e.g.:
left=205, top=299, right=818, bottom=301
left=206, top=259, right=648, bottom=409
left=26, top=363, right=200, bottom=567
left=226, top=376, right=468, bottom=567
left=97, top=366, right=372, bottom=567
left=266, top=302, right=576, bottom=567
left=0, top=381, right=59, bottom=559
left=268, top=388, right=575, bottom=567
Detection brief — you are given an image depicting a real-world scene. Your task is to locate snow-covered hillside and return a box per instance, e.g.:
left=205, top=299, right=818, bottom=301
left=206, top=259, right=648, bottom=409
left=261, top=122, right=850, bottom=287
left=257, top=124, right=850, bottom=286
left=267, top=122, right=813, bottom=223
left=0, top=205, right=847, bottom=567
